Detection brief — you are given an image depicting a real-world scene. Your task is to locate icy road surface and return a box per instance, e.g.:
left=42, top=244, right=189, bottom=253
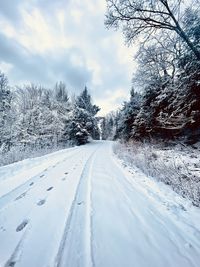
left=0, top=141, right=200, bottom=267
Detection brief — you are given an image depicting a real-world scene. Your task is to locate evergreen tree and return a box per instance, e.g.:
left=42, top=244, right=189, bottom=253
left=117, top=88, right=141, bottom=140
left=64, top=105, right=89, bottom=145
left=75, top=87, right=100, bottom=140
left=76, top=87, right=100, bottom=116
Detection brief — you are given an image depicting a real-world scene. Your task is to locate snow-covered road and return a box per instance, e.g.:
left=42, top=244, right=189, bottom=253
left=0, top=141, right=200, bottom=267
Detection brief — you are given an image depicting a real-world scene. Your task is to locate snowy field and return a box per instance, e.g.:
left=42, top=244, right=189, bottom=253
left=0, top=141, right=200, bottom=267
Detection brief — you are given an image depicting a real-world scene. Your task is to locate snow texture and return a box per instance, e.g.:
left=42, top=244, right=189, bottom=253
left=0, top=141, right=200, bottom=267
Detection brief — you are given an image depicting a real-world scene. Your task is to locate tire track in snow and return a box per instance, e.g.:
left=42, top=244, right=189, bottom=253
left=0, top=147, right=85, bottom=211
left=0, top=148, right=91, bottom=266
left=4, top=226, right=30, bottom=267
left=54, top=145, right=100, bottom=267
left=110, top=172, right=195, bottom=266
left=109, top=149, right=198, bottom=267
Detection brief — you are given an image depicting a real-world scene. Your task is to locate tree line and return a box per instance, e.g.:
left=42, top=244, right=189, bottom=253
left=102, top=0, right=200, bottom=144
left=0, top=72, right=100, bottom=161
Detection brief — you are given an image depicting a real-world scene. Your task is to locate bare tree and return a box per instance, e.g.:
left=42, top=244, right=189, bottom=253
left=133, top=32, right=181, bottom=90
left=105, top=0, right=200, bottom=60
left=54, top=81, right=69, bottom=103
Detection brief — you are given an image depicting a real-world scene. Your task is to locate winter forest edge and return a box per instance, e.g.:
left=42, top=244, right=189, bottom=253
left=1, top=0, right=200, bottom=206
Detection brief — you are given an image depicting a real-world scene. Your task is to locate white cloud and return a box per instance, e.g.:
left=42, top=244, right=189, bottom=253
left=0, top=20, right=16, bottom=38
left=0, top=0, right=137, bottom=115
left=0, top=61, right=13, bottom=74
left=70, top=8, right=83, bottom=24
left=87, top=59, right=102, bottom=86
left=96, top=89, right=128, bottom=116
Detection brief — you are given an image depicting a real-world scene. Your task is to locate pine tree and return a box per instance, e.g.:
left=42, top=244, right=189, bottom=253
left=75, top=87, right=100, bottom=140
left=115, top=88, right=141, bottom=140
left=64, top=105, right=89, bottom=145
left=76, top=87, right=100, bottom=116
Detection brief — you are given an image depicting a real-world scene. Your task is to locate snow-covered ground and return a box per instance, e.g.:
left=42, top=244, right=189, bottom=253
left=114, top=141, right=200, bottom=206
left=0, top=141, right=200, bottom=267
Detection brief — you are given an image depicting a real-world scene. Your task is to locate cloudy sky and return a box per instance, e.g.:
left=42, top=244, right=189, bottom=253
left=0, top=0, right=137, bottom=115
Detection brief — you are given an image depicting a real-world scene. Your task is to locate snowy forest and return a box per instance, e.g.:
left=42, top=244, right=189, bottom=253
left=102, top=0, right=200, bottom=144
left=101, top=0, right=200, bottom=206
left=0, top=0, right=200, bottom=205
left=0, top=0, right=200, bottom=204
left=1, top=1, right=200, bottom=266
left=0, top=75, right=100, bottom=166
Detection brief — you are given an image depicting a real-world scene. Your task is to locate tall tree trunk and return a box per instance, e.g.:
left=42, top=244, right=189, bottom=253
left=164, top=1, right=200, bottom=60
left=176, top=26, right=200, bottom=60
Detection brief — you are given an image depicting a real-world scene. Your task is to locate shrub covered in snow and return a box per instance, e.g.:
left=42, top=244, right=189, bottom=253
left=114, top=141, right=200, bottom=207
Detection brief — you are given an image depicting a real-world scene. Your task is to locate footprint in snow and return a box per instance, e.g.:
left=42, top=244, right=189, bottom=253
left=47, top=187, right=53, bottom=191
left=16, top=219, right=29, bottom=232
left=185, top=243, right=193, bottom=249
left=37, top=199, right=46, bottom=206
left=7, top=261, right=16, bottom=267
left=0, top=226, right=6, bottom=232
left=15, top=192, right=26, bottom=201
